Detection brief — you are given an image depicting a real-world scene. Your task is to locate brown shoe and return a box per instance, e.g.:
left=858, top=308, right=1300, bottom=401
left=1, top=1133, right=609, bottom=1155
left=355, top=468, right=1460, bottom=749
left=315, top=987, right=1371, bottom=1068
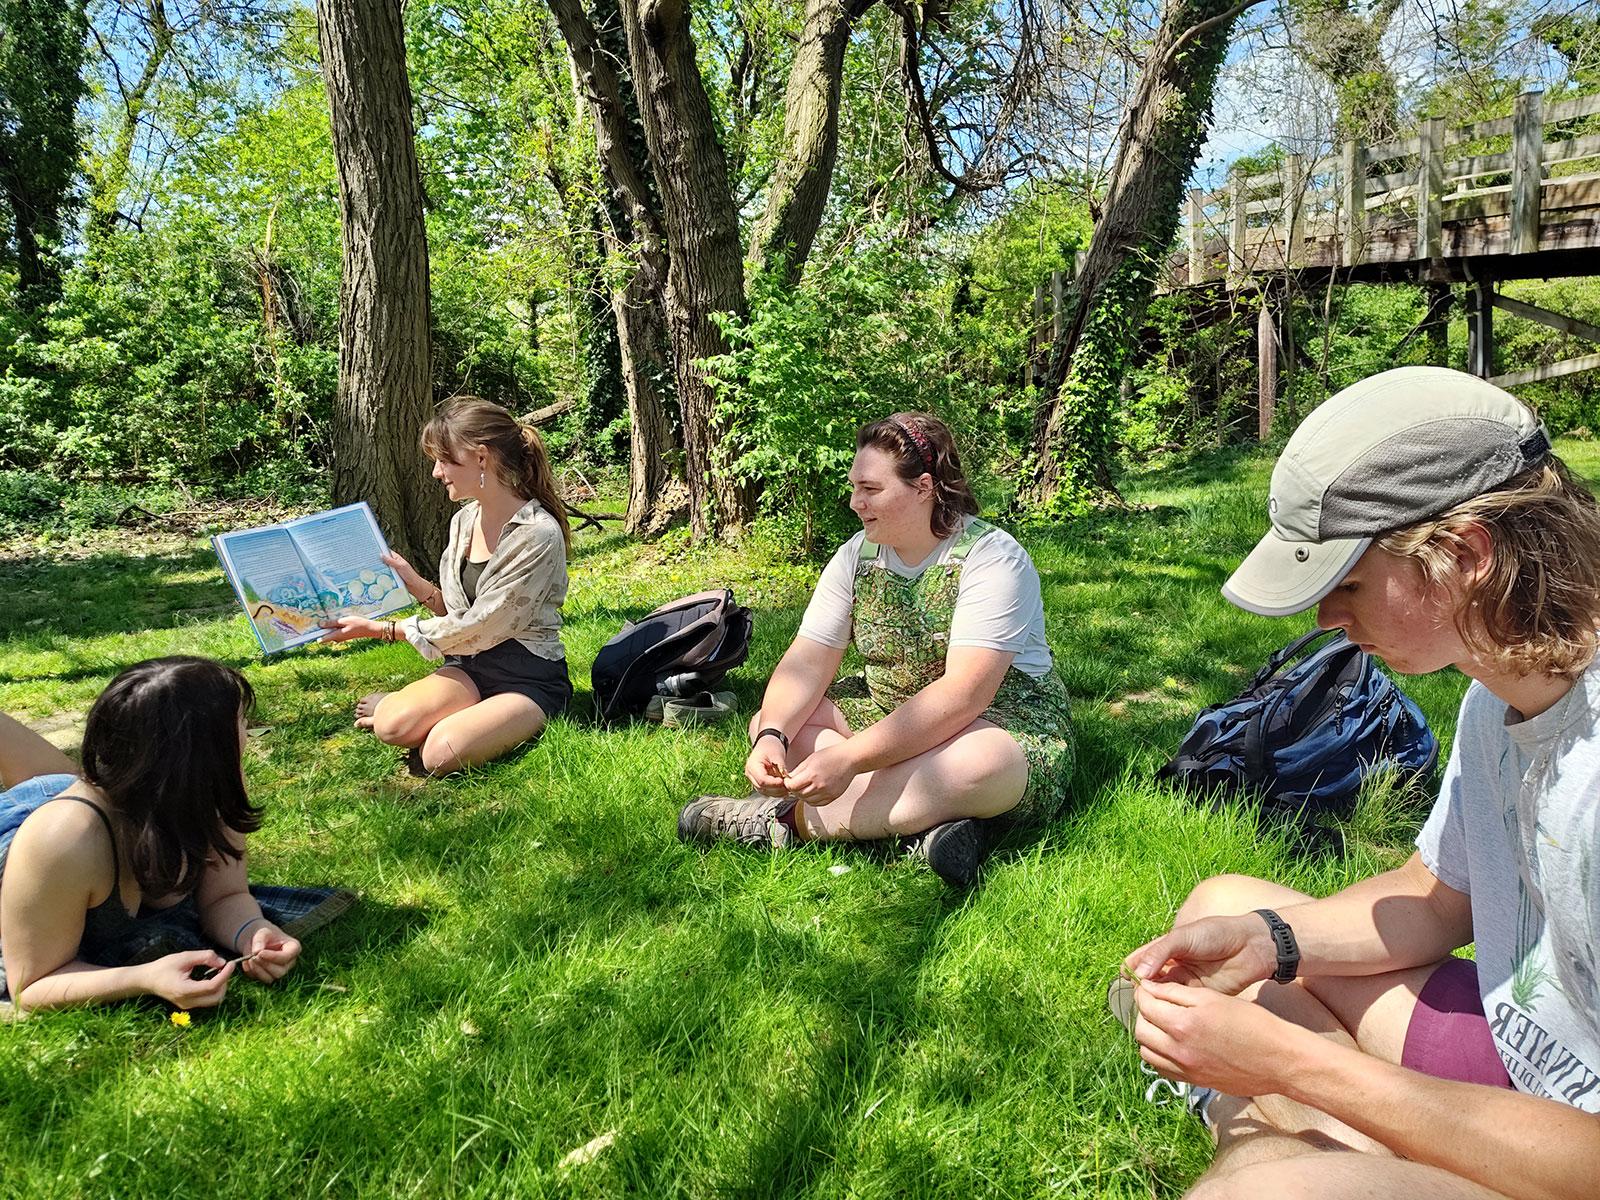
left=677, top=794, right=797, bottom=848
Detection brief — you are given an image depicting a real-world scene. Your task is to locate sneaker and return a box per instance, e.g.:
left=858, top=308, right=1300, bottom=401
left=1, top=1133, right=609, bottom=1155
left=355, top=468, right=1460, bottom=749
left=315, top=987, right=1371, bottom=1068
left=1142, top=1070, right=1217, bottom=1129
left=677, top=794, right=797, bottom=848
left=1107, top=976, right=1216, bottom=1129
left=906, top=818, right=993, bottom=888
left=661, top=691, right=736, bottom=728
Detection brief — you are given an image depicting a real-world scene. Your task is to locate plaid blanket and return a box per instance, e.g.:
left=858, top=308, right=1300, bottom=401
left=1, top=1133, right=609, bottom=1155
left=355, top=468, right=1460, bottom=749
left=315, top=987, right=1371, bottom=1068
left=0, top=885, right=357, bottom=1005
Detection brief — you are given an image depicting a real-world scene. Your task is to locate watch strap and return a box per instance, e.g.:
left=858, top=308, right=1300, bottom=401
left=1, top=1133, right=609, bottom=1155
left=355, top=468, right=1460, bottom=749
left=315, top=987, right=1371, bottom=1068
left=753, top=727, right=790, bottom=753
left=1254, top=908, right=1300, bottom=984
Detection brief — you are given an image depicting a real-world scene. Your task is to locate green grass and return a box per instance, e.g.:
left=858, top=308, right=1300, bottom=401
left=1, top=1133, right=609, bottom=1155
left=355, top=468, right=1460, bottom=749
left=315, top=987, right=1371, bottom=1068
left=6, top=442, right=1596, bottom=1198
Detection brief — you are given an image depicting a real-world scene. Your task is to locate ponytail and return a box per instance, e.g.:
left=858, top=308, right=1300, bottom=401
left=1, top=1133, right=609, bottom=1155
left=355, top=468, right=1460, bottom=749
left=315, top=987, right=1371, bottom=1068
left=517, top=423, right=572, bottom=550
left=421, top=396, right=572, bottom=550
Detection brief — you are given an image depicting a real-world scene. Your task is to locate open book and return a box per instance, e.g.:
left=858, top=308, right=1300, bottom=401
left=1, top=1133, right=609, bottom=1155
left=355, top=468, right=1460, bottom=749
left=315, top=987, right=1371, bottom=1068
left=213, top=502, right=414, bottom=655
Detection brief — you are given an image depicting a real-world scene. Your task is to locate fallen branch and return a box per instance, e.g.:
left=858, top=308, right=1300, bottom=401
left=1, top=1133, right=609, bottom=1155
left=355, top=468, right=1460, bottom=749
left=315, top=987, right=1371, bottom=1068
left=566, top=503, right=624, bottom=533
left=525, top=397, right=576, bottom=426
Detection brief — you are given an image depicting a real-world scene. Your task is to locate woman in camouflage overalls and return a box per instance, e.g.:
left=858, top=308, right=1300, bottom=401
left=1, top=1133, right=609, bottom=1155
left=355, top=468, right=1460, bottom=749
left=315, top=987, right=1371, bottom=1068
left=679, top=412, right=1074, bottom=885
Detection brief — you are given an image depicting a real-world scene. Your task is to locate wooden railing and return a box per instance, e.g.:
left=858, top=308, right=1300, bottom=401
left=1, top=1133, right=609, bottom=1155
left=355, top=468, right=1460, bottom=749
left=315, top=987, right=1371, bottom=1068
left=1170, top=90, right=1600, bottom=289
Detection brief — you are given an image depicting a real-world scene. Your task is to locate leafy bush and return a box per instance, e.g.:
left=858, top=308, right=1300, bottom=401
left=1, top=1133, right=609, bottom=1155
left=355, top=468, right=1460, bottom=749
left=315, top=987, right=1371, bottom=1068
left=707, top=253, right=998, bottom=556
left=0, top=224, right=335, bottom=489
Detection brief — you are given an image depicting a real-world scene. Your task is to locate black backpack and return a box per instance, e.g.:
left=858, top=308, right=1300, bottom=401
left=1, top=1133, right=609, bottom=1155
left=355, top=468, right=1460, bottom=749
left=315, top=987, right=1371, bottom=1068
left=590, top=589, right=753, bottom=722
left=1157, top=629, right=1439, bottom=822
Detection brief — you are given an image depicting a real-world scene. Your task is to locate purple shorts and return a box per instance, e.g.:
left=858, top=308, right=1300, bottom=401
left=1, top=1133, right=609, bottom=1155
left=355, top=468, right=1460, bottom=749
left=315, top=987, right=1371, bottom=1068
left=1400, top=958, right=1513, bottom=1089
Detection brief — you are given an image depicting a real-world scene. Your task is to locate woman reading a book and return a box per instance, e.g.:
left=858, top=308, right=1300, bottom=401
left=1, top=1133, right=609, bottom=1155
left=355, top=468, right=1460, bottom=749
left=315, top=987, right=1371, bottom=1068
left=322, top=397, right=573, bottom=774
left=0, top=657, right=349, bottom=1013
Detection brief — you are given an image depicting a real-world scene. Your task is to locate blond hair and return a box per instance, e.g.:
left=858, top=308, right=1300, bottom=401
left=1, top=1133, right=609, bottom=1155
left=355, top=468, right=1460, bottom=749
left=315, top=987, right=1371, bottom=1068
left=420, top=396, right=571, bottom=550
left=1378, top=459, right=1600, bottom=678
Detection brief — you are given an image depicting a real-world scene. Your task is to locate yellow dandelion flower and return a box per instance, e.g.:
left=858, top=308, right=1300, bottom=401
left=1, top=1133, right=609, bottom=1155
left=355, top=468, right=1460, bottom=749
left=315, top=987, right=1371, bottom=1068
left=170, top=1011, right=192, bottom=1028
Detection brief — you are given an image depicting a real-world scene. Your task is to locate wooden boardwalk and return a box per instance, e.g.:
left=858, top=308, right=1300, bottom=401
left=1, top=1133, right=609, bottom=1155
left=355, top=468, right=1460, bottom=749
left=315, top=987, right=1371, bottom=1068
left=1150, top=90, right=1600, bottom=430
left=1168, top=90, right=1600, bottom=295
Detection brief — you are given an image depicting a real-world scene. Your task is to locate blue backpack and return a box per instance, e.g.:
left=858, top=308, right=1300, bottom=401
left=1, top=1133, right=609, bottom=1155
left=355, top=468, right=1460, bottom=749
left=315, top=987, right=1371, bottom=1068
left=1157, top=629, right=1439, bottom=821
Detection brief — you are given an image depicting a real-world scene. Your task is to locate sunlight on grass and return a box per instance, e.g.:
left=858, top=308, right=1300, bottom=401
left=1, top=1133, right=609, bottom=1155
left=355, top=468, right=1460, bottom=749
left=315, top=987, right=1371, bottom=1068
left=6, top=442, right=1589, bottom=1196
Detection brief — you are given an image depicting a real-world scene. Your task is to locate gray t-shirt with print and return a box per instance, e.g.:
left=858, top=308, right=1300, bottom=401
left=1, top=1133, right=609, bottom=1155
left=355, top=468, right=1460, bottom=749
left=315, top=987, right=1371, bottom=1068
left=1416, top=662, right=1600, bottom=1111
left=796, top=516, right=1054, bottom=678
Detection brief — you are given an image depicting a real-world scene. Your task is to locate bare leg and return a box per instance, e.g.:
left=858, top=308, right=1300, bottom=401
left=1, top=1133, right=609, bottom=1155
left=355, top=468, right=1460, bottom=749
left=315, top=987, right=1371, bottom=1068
left=365, top=669, right=480, bottom=749
left=747, top=699, right=1028, bottom=841
left=417, top=693, right=550, bottom=773
left=1170, top=874, right=1466, bottom=1196
left=0, top=712, right=78, bottom=790
left=1186, top=1147, right=1511, bottom=1199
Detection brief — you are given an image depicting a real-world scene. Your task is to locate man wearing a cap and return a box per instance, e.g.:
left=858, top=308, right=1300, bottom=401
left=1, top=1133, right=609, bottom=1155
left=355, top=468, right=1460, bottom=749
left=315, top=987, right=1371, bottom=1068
left=1122, top=367, right=1600, bottom=1198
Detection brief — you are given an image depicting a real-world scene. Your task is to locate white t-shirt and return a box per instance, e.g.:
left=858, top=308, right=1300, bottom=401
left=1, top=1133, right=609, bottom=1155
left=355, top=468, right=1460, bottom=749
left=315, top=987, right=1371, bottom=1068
left=795, top=516, right=1054, bottom=678
left=1416, top=660, right=1600, bottom=1110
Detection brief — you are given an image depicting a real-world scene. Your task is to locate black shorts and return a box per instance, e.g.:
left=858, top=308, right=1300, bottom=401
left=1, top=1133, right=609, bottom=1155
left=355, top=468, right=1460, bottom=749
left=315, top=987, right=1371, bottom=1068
left=442, top=641, right=572, bottom=718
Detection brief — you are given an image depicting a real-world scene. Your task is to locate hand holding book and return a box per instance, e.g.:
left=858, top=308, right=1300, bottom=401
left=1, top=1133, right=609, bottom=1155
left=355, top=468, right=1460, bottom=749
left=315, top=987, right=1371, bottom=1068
left=212, top=502, right=415, bottom=656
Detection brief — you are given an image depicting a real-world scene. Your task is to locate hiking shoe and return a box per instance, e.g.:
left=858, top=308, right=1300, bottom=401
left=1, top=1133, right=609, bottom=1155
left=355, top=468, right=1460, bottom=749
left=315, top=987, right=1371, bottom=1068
left=1107, top=976, right=1217, bottom=1129
left=661, top=690, right=736, bottom=728
left=906, top=818, right=993, bottom=887
left=678, top=794, right=797, bottom=848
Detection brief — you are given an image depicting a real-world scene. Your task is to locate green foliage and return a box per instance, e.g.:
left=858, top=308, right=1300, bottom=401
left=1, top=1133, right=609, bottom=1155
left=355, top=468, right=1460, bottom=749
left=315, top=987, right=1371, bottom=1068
left=707, top=254, right=997, bottom=555
left=956, top=182, right=1093, bottom=448
left=0, top=223, right=334, bottom=487
left=0, top=0, right=88, bottom=306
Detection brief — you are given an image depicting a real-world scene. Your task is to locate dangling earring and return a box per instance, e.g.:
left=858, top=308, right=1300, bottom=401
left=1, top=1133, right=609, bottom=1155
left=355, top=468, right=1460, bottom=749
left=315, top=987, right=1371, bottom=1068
left=478, top=469, right=486, bottom=490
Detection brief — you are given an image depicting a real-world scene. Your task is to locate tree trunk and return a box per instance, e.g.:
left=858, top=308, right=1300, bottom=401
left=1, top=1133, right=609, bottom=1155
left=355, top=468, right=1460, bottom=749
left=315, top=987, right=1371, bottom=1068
left=1292, top=0, right=1403, bottom=144
left=747, top=0, right=876, bottom=285
left=618, top=0, right=754, bottom=540
left=86, top=0, right=174, bottom=248
left=1027, top=0, right=1262, bottom=513
left=315, top=0, right=448, bottom=567
left=547, top=0, right=686, bottom=536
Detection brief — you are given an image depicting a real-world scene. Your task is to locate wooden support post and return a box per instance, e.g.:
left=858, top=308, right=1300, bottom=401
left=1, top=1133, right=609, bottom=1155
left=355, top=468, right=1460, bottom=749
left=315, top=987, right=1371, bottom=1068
left=1051, top=270, right=1065, bottom=343
left=1281, top=289, right=1296, bottom=416
left=1510, top=91, right=1544, bottom=256
left=1417, top=117, right=1444, bottom=260
left=1230, top=168, right=1248, bottom=291
left=1026, top=281, right=1044, bottom=387
left=1341, top=140, right=1365, bottom=267
left=1468, top=280, right=1495, bottom=378
left=1258, top=298, right=1278, bottom=440
left=1283, top=154, right=1304, bottom=269
left=1425, top=283, right=1451, bottom=366
left=1187, top=189, right=1205, bottom=285
left=1492, top=292, right=1600, bottom=345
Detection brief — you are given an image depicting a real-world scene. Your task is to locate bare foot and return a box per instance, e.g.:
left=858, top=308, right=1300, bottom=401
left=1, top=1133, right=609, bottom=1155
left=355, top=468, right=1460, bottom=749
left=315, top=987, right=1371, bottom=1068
left=354, top=693, right=390, bottom=731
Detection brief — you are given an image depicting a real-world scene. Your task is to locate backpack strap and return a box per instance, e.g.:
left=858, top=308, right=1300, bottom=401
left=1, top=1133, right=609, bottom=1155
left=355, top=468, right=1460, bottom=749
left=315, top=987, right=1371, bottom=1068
left=1250, top=627, right=1340, bottom=688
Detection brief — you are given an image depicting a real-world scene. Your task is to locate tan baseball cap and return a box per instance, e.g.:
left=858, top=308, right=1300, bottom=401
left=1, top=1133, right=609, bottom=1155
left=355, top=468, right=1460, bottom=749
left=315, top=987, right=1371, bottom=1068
left=1223, top=366, right=1550, bottom=616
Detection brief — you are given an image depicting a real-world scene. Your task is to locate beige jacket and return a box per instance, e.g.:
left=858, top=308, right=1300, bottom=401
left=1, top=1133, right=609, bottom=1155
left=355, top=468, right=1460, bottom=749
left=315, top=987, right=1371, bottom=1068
left=402, top=499, right=567, bottom=661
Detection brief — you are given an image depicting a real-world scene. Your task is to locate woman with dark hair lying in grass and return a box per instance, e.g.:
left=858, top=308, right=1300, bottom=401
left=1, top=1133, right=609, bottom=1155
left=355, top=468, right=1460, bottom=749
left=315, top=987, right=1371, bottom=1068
left=1121, top=368, right=1600, bottom=1199
left=0, top=657, right=350, bottom=1013
left=678, top=411, right=1075, bottom=887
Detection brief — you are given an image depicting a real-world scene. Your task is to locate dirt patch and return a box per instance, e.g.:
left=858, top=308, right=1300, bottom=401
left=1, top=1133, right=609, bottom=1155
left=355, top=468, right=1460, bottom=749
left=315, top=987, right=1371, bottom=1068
left=24, top=710, right=86, bottom=753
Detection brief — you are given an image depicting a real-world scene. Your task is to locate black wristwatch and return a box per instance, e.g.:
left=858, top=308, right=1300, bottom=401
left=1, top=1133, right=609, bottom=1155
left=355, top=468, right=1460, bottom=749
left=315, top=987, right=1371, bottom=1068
left=1254, top=908, right=1300, bottom=984
left=753, top=727, right=790, bottom=753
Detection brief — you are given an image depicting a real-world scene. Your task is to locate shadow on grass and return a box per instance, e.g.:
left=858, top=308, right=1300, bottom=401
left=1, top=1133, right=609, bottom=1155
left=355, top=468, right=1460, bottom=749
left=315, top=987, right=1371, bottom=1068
left=0, top=545, right=236, bottom=643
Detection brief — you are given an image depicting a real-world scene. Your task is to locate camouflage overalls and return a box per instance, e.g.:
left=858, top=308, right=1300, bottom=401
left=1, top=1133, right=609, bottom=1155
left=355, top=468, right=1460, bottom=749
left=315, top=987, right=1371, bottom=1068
left=827, top=519, right=1075, bottom=825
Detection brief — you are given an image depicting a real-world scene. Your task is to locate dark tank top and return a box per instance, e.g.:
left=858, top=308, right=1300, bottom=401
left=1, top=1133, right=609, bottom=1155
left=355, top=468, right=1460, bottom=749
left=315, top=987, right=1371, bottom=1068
left=54, top=796, right=148, bottom=966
